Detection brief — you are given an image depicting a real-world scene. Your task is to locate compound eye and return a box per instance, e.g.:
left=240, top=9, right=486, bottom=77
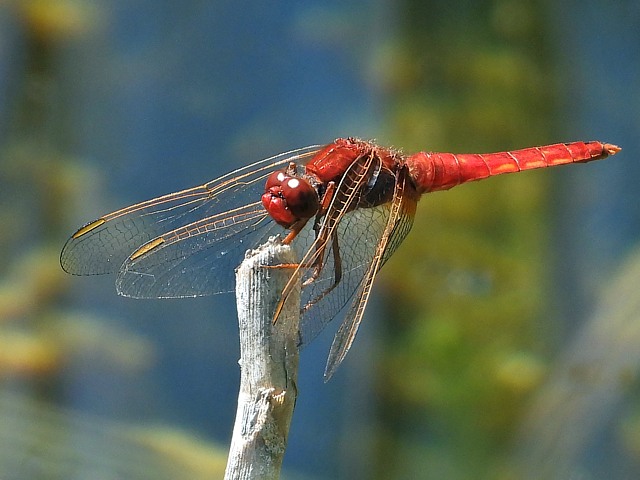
left=265, top=170, right=288, bottom=189
left=280, top=177, right=319, bottom=220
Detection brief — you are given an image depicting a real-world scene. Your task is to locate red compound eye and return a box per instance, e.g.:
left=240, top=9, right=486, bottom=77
left=265, top=170, right=288, bottom=190
left=280, top=177, right=319, bottom=219
left=262, top=171, right=319, bottom=228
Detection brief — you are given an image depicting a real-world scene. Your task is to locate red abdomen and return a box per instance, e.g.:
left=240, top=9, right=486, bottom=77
left=406, top=141, right=620, bottom=194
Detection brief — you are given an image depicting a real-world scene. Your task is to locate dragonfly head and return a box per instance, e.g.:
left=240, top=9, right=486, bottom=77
left=262, top=170, right=320, bottom=228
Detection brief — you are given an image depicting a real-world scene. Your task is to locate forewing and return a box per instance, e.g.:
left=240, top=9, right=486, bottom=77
left=60, top=145, right=320, bottom=279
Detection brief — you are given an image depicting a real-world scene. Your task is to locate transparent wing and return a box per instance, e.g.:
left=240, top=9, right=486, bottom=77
left=60, top=145, right=321, bottom=294
left=297, top=203, right=393, bottom=346
left=285, top=153, right=417, bottom=350
left=114, top=201, right=281, bottom=297
left=323, top=170, right=417, bottom=379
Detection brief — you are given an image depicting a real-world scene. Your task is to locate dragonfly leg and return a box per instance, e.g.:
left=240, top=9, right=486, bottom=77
left=282, top=216, right=310, bottom=244
left=273, top=179, right=342, bottom=322
left=272, top=209, right=340, bottom=324
left=300, top=214, right=332, bottom=286
left=319, top=181, right=337, bottom=212
left=302, top=231, right=343, bottom=311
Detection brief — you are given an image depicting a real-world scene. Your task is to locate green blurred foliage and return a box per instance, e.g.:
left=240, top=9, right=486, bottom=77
left=373, top=0, right=561, bottom=478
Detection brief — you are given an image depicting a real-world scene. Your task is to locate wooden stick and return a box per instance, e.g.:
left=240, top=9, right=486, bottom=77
left=224, top=237, right=301, bottom=480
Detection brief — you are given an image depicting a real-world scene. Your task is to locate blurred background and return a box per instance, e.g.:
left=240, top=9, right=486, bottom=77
left=0, top=0, right=638, bottom=479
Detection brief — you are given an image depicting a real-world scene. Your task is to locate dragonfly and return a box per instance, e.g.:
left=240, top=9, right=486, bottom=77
left=61, top=137, right=620, bottom=379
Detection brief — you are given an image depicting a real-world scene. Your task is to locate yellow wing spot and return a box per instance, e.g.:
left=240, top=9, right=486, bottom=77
left=72, top=218, right=106, bottom=238
left=130, top=237, right=165, bottom=261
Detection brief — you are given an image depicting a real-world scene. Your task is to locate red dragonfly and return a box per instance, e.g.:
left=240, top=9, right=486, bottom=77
left=61, top=138, right=619, bottom=379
